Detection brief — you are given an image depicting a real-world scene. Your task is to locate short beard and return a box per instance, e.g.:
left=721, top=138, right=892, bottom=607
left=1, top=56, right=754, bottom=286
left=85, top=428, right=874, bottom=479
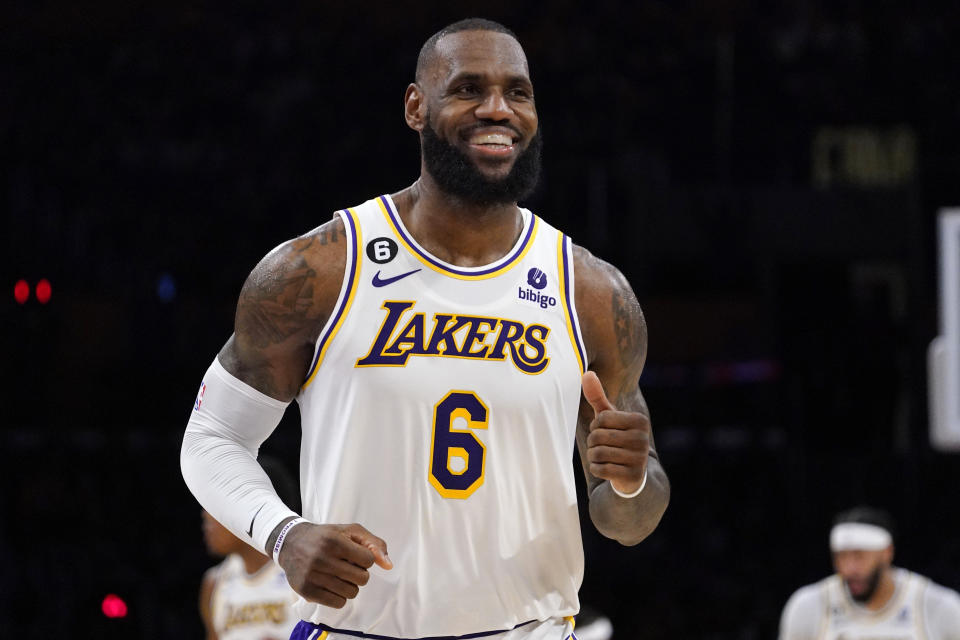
left=421, top=120, right=542, bottom=206
left=848, top=566, right=883, bottom=603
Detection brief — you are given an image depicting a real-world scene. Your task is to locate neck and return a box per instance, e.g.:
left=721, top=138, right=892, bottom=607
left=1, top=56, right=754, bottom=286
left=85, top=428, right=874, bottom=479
left=864, top=568, right=897, bottom=611
left=237, top=546, right=271, bottom=576
left=390, top=173, right=523, bottom=267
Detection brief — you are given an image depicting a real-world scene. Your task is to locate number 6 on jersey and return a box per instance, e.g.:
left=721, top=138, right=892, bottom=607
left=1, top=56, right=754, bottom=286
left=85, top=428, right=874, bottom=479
left=429, top=391, right=488, bottom=499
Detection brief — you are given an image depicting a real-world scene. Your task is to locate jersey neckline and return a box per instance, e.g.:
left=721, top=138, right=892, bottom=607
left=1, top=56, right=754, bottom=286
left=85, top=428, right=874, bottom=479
left=839, top=567, right=910, bottom=618
left=376, top=194, right=538, bottom=280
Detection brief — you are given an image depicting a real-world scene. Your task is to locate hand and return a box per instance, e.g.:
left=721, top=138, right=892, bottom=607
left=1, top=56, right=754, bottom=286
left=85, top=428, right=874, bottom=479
left=582, top=370, right=650, bottom=495
left=277, top=522, right=392, bottom=608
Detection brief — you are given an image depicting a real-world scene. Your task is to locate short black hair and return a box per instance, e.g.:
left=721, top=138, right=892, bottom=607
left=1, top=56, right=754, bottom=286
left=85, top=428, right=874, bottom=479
left=416, top=18, right=520, bottom=81
left=259, top=455, right=301, bottom=513
left=834, top=505, right=896, bottom=541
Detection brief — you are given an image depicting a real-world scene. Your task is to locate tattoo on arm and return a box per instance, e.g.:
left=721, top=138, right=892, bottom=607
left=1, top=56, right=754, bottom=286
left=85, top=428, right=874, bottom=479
left=236, top=256, right=318, bottom=350
left=219, top=219, right=345, bottom=400
left=611, top=286, right=646, bottom=372
left=317, top=226, right=339, bottom=245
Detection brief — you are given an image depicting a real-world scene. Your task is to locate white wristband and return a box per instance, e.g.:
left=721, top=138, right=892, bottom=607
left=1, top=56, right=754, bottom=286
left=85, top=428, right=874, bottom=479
left=611, top=469, right=648, bottom=498
left=272, top=517, right=307, bottom=562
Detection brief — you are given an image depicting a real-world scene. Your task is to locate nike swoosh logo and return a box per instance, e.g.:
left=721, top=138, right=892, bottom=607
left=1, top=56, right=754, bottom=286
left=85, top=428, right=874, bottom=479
left=247, top=504, right=265, bottom=538
left=372, top=268, right=421, bottom=287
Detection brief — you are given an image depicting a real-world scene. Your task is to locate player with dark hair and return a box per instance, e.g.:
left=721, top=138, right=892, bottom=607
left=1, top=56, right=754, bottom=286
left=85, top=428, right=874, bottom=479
left=199, top=457, right=300, bottom=640
left=779, top=506, right=960, bottom=639
left=182, top=17, right=669, bottom=640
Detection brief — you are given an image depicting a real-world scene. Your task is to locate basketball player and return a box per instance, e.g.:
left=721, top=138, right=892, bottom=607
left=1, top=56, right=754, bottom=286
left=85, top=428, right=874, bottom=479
left=199, top=457, right=300, bottom=640
left=182, top=18, right=670, bottom=640
left=779, top=506, right=960, bottom=639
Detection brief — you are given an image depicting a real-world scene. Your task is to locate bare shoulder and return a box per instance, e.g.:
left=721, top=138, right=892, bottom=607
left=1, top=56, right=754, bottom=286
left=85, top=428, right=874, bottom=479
left=219, top=216, right=348, bottom=400
left=235, top=216, right=348, bottom=348
left=572, top=244, right=647, bottom=378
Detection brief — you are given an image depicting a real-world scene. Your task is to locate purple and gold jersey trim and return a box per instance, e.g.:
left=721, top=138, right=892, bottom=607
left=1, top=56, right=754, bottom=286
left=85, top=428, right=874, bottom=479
left=301, top=209, right=362, bottom=390
left=376, top=195, right=538, bottom=280
left=290, top=620, right=536, bottom=640
left=290, top=626, right=329, bottom=640
left=558, top=234, right=586, bottom=374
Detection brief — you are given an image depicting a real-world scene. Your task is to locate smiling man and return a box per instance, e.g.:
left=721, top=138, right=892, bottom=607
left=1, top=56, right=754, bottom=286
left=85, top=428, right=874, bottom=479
left=779, top=506, right=960, bottom=640
left=182, top=18, right=669, bottom=640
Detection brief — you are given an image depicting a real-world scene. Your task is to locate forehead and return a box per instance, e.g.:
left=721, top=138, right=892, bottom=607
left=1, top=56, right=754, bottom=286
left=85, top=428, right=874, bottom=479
left=429, top=30, right=530, bottom=84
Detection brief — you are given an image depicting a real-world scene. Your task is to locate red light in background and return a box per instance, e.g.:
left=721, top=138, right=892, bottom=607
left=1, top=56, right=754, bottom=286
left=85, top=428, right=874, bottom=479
left=14, top=280, right=29, bottom=304
left=36, top=279, right=52, bottom=304
left=102, top=594, right=128, bottom=619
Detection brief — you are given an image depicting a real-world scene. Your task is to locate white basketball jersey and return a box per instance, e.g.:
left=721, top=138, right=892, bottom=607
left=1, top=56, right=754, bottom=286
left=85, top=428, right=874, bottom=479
left=819, top=569, right=933, bottom=639
left=210, top=555, right=298, bottom=640
left=294, top=194, right=588, bottom=637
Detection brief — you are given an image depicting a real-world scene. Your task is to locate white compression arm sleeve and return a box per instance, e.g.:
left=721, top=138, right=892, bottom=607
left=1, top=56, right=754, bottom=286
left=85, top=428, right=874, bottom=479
left=181, top=357, right=299, bottom=554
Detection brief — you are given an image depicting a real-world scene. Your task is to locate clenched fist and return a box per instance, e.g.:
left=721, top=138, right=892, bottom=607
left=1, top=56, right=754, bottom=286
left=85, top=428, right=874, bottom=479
left=278, top=522, right=392, bottom=608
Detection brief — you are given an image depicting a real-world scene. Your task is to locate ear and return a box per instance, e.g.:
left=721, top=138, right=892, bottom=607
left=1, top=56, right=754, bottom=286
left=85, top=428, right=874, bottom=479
left=404, top=83, right=426, bottom=132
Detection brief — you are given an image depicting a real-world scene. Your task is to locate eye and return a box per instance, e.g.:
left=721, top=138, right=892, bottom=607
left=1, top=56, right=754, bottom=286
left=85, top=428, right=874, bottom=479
left=453, top=84, right=481, bottom=97
left=507, top=87, right=533, bottom=101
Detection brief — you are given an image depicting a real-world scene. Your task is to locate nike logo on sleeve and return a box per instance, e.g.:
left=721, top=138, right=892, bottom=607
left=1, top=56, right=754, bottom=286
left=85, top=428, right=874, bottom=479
left=247, top=504, right=265, bottom=537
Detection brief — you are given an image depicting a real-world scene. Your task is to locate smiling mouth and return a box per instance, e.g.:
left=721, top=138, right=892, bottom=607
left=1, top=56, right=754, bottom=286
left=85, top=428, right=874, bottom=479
left=467, top=132, right=518, bottom=157
left=470, top=132, right=514, bottom=146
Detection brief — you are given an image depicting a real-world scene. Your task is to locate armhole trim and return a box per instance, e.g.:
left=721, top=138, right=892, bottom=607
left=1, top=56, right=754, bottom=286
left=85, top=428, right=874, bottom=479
left=558, top=233, right=586, bottom=374
left=301, top=209, right=362, bottom=390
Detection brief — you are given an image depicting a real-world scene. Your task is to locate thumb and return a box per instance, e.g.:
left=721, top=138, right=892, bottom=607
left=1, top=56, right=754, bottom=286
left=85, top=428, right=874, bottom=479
left=349, top=528, right=393, bottom=570
left=582, top=370, right=615, bottom=415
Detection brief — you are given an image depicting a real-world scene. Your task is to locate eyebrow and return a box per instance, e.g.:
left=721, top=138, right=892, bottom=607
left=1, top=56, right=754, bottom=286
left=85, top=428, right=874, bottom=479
left=446, top=71, right=533, bottom=88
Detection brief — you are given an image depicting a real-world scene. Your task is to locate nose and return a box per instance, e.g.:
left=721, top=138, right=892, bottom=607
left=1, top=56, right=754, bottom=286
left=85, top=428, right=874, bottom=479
left=475, top=89, right=513, bottom=121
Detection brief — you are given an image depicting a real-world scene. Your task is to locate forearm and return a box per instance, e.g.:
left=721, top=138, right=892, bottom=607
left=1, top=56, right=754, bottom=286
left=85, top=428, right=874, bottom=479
left=180, top=357, right=298, bottom=552
left=588, top=455, right=669, bottom=546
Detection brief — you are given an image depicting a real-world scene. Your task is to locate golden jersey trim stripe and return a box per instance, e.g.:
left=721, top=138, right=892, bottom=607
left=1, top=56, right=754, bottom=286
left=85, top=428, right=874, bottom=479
left=376, top=195, right=538, bottom=280
left=302, top=208, right=363, bottom=390
left=558, top=234, right=586, bottom=374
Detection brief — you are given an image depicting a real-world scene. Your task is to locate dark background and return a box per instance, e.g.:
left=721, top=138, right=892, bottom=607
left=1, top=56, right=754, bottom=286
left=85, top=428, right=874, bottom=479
left=4, top=1, right=960, bottom=637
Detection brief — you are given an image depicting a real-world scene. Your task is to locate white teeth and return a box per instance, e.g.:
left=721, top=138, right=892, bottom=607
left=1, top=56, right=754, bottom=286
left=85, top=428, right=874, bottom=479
left=470, top=133, right=513, bottom=145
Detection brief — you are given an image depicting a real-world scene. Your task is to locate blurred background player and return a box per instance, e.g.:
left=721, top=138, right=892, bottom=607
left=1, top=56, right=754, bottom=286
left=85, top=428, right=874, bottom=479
left=779, top=505, right=960, bottom=640
left=572, top=606, right=613, bottom=640
left=199, top=456, right=300, bottom=640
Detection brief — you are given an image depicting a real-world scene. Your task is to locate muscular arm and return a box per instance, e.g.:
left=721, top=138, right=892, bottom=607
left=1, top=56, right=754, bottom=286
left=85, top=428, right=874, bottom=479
left=181, top=219, right=345, bottom=550
left=181, top=216, right=392, bottom=608
left=222, top=221, right=348, bottom=551
left=220, top=219, right=347, bottom=401
left=574, top=245, right=669, bottom=546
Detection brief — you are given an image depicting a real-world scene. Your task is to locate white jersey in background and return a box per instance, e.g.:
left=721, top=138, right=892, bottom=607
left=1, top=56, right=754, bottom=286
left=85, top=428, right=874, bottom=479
left=294, top=194, right=588, bottom=637
left=779, top=568, right=960, bottom=640
left=209, top=554, right=298, bottom=640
